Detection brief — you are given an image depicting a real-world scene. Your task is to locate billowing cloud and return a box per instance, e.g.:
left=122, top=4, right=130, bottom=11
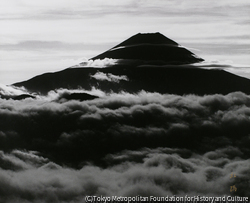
left=1, top=91, right=250, bottom=158
left=0, top=150, right=48, bottom=171
left=0, top=146, right=249, bottom=203
left=71, top=58, right=119, bottom=68
left=0, top=84, right=28, bottom=96
left=0, top=90, right=250, bottom=201
left=91, top=72, right=128, bottom=83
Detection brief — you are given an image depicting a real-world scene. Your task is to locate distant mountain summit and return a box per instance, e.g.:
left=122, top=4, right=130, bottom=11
left=13, top=32, right=250, bottom=96
left=112, top=32, right=178, bottom=47
left=91, top=32, right=203, bottom=64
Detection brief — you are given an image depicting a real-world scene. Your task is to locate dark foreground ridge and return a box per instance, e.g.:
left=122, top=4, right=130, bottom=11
left=0, top=93, right=36, bottom=100
left=91, top=32, right=203, bottom=64
left=56, top=92, right=99, bottom=102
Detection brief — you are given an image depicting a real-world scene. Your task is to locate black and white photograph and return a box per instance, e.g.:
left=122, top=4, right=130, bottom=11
left=0, top=0, right=250, bottom=202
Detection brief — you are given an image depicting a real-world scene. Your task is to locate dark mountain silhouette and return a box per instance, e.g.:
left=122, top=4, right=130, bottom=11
left=56, top=92, right=99, bottom=102
left=91, top=33, right=203, bottom=65
left=13, top=32, right=250, bottom=95
left=0, top=93, right=35, bottom=100
left=113, top=32, right=178, bottom=47
left=12, top=94, right=36, bottom=100
left=13, top=65, right=250, bottom=95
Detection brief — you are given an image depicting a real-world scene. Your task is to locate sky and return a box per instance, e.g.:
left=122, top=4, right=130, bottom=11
left=0, top=0, right=250, bottom=84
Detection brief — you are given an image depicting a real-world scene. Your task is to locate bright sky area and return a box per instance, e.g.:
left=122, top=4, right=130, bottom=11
left=0, top=0, right=250, bottom=84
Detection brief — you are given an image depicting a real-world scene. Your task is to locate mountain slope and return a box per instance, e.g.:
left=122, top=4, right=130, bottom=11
left=14, top=65, right=250, bottom=95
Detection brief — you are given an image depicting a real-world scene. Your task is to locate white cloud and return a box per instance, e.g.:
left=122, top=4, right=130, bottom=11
left=0, top=84, right=28, bottom=96
left=91, top=72, right=128, bottom=83
left=76, top=58, right=119, bottom=68
left=0, top=146, right=249, bottom=202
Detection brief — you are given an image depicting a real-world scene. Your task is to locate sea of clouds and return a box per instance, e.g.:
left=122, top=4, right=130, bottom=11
left=0, top=87, right=249, bottom=202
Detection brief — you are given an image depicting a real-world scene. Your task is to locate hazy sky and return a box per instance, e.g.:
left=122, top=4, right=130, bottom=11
left=0, top=0, right=250, bottom=84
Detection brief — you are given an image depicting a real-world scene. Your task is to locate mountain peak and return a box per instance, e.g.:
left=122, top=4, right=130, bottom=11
left=91, top=32, right=203, bottom=64
left=113, top=32, right=178, bottom=48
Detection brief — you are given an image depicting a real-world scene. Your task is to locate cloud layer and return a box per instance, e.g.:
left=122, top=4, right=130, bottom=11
left=0, top=147, right=249, bottom=203
left=0, top=90, right=250, bottom=201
